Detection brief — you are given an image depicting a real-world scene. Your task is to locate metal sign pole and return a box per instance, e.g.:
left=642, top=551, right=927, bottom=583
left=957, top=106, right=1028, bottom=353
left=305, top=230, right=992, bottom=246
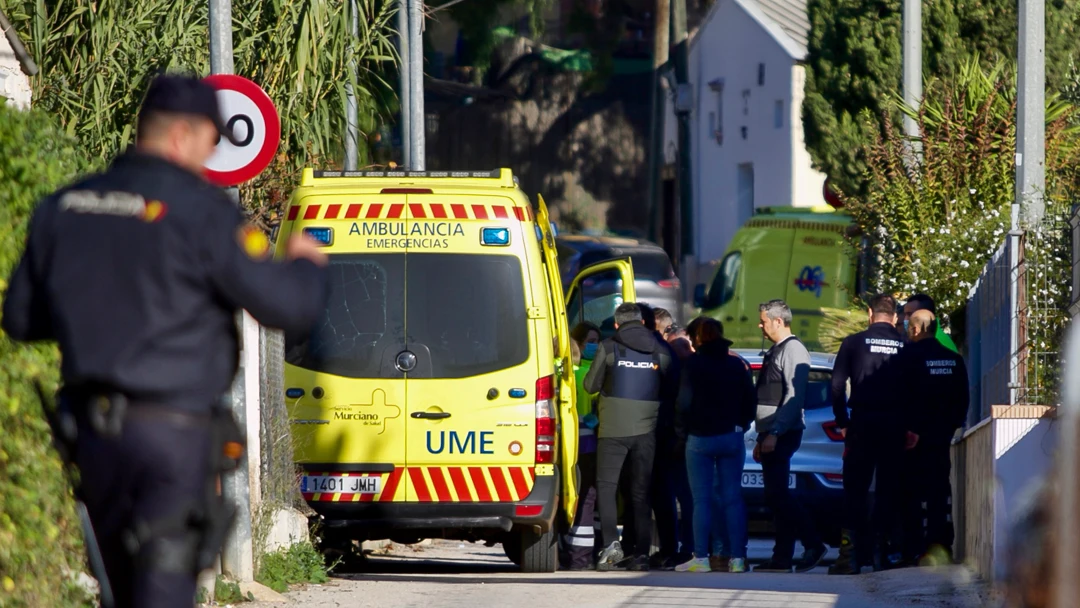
left=1016, top=0, right=1046, bottom=226
left=344, top=0, right=360, bottom=171
left=408, top=0, right=425, bottom=169
left=902, top=0, right=922, bottom=159
left=210, top=0, right=255, bottom=583
left=398, top=0, right=412, bottom=169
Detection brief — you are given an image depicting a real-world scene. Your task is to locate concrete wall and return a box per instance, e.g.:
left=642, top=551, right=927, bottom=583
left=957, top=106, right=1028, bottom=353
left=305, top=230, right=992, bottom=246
left=0, top=31, right=32, bottom=109
left=951, top=406, right=1058, bottom=582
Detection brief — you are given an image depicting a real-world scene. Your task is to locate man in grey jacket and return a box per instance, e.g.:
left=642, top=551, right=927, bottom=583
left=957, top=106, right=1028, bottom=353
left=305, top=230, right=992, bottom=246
left=584, top=302, right=676, bottom=571
left=752, top=299, right=827, bottom=573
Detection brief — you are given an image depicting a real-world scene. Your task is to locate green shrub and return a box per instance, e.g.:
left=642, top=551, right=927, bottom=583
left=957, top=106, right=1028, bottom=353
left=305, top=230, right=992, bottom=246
left=255, top=542, right=329, bottom=593
left=0, top=105, right=95, bottom=607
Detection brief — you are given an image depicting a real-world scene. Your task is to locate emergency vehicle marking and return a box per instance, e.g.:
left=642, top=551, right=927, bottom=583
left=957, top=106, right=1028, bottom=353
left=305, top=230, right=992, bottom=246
left=425, top=430, right=496, bottom=454
left=302, top=466, right=537, bottom=503
left=286, top=202, right=534, bottom=222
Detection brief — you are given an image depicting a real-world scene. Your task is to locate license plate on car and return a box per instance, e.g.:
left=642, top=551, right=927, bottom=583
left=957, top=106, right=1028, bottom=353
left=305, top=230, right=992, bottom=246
left=301, top=475, right=381, bottom=494
left=741, top=472, right=796, bottom=489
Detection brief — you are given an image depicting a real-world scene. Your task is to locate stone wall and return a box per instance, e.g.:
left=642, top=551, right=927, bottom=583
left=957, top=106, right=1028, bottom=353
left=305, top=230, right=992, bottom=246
left=425, top=43, right=651, bottom=235
left=0, top=29, right=31, bottom=109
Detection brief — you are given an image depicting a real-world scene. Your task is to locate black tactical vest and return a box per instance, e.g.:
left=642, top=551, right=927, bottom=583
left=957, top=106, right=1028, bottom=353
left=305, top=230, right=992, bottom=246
left=604, top=342, right=662, bottom=402
left=756, top=337, right=801, bottom=407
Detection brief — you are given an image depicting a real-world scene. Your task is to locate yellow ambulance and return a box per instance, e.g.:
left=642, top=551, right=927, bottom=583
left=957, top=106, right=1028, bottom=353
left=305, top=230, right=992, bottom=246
left=273, top=169, right=635, bottom=572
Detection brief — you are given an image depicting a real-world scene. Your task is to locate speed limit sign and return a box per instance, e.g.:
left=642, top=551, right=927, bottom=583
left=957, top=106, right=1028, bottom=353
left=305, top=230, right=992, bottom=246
left=202, top=74, right=281, bottom=187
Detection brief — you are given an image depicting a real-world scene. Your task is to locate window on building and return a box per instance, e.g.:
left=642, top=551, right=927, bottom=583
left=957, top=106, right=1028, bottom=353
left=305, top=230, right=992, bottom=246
left=774, top=100, right=783, bottom=128
left=758, top=63, right=765, bottom=86
left=709, top=79, right=725, bottom=145
left=737, top=163, right=755, bottom=217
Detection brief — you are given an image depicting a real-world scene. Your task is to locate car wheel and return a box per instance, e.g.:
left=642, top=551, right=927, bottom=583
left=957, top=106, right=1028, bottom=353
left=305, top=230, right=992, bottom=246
left=519, top=528, right=558, bottom=573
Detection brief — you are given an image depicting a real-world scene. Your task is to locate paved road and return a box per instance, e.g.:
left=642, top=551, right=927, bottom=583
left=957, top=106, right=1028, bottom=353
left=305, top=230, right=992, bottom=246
left=247, top=538, right=991, bottom=608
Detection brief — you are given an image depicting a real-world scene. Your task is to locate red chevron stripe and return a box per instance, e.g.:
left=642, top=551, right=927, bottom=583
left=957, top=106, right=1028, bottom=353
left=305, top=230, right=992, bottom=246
left=493, top=206, right=509, bottom=219
left=508, top=467, right=530, bottom=500
left=451, top=204, right=467, bottom=219
left=303, top=206, right=321, bottom=220
left=429, top=203, right=447, bottom=219
left=468, top=467, right=493, bottom=501
left=409, top=467, right=432, bottom=502
left=345, top=204, right=362, bottom=219
left=409, top=204, right=426, bottom=219
left=529, top=467, right=536, bottom=480
left=448, top=467, right=473, bottom=502
left=380, top=468, right=403, bottom=502
left=366, top=204, right=383, bottom=219
left=428, top=467, right=453, bottom=501
left=513, top=207, right=526, bottom=221
left=288, top=205, right=300, bottom=221
left=324, top=204, right=342, bottom=219
left=489, top=467, right=513, bottom=502
left=471, top=205, right=489, bottom=220
left=387, top=204, right=404, bottom=219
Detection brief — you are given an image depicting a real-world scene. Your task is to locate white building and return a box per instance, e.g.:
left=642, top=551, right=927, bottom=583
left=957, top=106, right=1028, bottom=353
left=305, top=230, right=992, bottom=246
left=664, top=0, right=827, bottom=272
left=0, top=12, right=33, bottom=109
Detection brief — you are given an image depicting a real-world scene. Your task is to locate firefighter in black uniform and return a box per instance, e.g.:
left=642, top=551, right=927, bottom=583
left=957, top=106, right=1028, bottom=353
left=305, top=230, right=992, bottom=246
left=1, top=74, right=329, bottom=608
left=897, top=309, right=970, bottom=566
left=827, top=293, right=909, bottom=575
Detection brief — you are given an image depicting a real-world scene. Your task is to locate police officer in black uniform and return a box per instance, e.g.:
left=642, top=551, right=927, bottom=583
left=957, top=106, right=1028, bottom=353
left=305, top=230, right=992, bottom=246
left=828, top=293, right=909, bottom=575
left=584, top=302, right=675, bottom=572
left=897, top=309, right=970, bottom=565
left=1, top=74, right=329, bottom=608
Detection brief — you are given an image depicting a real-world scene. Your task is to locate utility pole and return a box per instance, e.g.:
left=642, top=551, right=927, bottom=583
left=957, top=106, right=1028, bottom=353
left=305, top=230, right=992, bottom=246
left=670, top=0, right=693, bottom=272
left=902, top=0, right=922, bottom=150
left=408, top=0, right=426, bottom=169
left=646, top=0, right=670, bottom=245
left=398, top=0, right=412, bottom=168
left=210, top=0, right=255, bottom=584
left=1016, top=0, right=1045, bottom=226
left=344, top=0, right=360, bottom=170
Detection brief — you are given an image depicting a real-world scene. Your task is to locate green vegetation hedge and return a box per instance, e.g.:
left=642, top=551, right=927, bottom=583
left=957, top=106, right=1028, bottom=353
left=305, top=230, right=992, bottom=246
left=0, top=104, right=95, bottom=607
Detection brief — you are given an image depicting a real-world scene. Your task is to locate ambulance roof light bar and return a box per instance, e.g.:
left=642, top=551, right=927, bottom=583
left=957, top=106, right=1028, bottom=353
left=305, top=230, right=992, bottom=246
left=302, top=168, right=517, bottom=189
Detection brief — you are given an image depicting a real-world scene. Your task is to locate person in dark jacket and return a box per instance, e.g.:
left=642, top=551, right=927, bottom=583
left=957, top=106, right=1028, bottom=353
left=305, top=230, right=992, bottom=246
left=584, top=302, right=675, bottom=571
left=674, top=319, right=756, bottom=573
left=635, top=304, right=692, bottom=569
left=828, top=293, right=909, bottom=575
left=897, top=309, right=970, bottom=565
left=752, top=299, right=827, bottom=573
left=1, top=74, right=329, bottom=608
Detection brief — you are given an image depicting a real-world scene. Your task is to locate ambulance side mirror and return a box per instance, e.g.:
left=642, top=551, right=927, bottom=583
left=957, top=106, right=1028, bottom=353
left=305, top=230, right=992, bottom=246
left=693, top=284, right=707, bottom=308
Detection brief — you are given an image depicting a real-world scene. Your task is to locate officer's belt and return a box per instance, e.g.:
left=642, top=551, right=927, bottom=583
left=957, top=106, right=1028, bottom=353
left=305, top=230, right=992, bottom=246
left=62, top=385, right=213, bottom=433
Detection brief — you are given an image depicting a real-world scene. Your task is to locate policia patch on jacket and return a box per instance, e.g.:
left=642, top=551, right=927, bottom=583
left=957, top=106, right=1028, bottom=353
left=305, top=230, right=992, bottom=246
left=238, top=224, right=270, bottom=260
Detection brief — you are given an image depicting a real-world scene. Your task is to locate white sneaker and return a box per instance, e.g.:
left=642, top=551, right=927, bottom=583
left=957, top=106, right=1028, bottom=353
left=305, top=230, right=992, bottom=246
left=597, top=541, right=624, bottom=571
left=675, top=557, right=712, bottom=572
left=729, top=558, right=747, bottom=573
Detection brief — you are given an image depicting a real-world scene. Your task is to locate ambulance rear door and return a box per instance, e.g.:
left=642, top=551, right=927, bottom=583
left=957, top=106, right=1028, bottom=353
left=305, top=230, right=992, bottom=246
left=401, top=194, right=539, bottom=505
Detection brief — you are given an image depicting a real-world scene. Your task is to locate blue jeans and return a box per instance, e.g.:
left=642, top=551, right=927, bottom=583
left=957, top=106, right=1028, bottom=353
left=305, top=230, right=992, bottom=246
left=686, top=432, right=748, bottom=559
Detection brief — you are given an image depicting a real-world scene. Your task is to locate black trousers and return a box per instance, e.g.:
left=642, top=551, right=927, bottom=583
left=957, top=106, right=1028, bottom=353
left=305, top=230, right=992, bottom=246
left=761, top=430, right=823, bottom=562
left=564, top=452, right=598, bottom=569
left=842, top=421, right=906, bottom=562
left=651, top=433, right=692, bottom=557
left=902, top=436, right=955, bottom=557
left=75, top=411, right=212, bottom=608
left=597, top=433, right=655, bottom=556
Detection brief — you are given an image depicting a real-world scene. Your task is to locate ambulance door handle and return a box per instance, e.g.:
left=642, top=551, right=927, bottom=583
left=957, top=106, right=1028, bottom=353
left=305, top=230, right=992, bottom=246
left=412, top=412, right=452, bottom=420
left=740, top=316, right=748, bottom=322
left=725, top=316, right=735, bottom=322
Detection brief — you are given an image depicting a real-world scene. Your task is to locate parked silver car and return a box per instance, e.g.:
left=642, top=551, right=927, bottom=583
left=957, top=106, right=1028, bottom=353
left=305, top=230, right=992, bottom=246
left=555, top=235, right=681, bottom=325
left=733, top=348, right=851, bottom=546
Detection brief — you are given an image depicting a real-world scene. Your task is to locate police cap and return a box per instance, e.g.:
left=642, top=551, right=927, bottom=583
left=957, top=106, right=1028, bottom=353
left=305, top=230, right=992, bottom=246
left=138, top=73, right=242, bottom=146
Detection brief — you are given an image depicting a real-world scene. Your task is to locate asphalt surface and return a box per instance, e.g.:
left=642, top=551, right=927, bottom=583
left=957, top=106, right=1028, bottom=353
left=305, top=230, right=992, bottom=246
left=244, top=538, right=992, bottom=608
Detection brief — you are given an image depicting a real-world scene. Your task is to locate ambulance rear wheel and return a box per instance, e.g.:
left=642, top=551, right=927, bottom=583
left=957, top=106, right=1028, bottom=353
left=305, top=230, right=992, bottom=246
left=519, top=528, right=557, bottom=573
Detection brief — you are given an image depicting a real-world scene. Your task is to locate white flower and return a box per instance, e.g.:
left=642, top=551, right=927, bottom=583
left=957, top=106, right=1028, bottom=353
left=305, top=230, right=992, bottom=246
left=960, top=260, right=971, bottom=268
left=969, top=188, right=977, bottom=195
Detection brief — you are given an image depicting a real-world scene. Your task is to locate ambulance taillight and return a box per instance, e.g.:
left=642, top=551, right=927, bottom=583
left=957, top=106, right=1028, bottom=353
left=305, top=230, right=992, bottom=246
left=535, top=375, right=556, bottom=464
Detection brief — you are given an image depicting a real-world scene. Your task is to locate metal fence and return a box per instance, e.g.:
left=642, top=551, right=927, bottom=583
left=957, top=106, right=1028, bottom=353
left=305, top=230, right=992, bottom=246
left=966, top=215, right=1071, bottom=424
left=259, top=326, right=300, bottom=509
